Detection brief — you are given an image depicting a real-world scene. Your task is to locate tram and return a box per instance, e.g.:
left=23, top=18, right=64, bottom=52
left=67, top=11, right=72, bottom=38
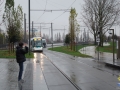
left=30, top=37, right=43, bottom=52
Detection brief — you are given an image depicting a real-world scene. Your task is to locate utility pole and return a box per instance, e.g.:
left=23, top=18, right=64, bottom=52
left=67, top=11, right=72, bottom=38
left=40, top=24, right=41, bottom=37
left=49, top=27, right=51, bottom=40
left=51, top=23, right=53, bottom=49
left=28, top=0, right=30, bottom=55
left=24, top=13, right=26, bottom=43
left=32, top=21, right=33, bottom=38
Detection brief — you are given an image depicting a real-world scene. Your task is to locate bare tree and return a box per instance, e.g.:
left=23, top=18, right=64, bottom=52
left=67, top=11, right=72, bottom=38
left=83, top=0, right=120, bottom=46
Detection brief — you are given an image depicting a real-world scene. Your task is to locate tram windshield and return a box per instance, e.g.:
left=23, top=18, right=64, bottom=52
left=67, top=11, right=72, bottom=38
left=32, top=40, right=42, bottom=47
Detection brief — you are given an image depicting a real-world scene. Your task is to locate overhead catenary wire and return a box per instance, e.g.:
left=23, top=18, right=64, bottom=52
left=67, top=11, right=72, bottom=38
left=50, top=0, right=77, bottom=22
left=31, top=9, right=70, bottom=12
left=34, top=0, right=76, bottom=23
left=35, top=0, right=48, bottom=22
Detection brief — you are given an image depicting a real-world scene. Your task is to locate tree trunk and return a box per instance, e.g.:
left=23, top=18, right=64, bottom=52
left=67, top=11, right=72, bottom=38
left=9, top=43, right=10, bottom=54
left=94, top=35, right=97, bottom=45
left=13, top=43, right=14, bottom=53
left=100, top=28, right=103, bottom=47
left=101, top=35, right=104, bottom=47
left=10, top=43, right=12, bottom=53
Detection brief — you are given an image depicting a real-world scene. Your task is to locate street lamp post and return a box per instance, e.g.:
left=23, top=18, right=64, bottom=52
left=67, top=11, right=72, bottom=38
left=109, top=29, right=115, bottom=64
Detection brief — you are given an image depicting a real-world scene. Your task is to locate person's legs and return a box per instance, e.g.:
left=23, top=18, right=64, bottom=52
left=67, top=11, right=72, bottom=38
left=18, top=62, right=23, bottom=81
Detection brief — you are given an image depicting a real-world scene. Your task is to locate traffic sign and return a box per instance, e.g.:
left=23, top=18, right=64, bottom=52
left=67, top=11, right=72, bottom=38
left=96, top=38, right=100, bottom=42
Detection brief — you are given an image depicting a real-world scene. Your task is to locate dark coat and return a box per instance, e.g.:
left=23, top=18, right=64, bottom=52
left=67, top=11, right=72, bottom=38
left=16, top=46, right=28, bottom=63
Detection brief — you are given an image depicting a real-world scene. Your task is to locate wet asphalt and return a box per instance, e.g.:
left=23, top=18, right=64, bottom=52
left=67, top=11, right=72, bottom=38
left=0, top=43, right=120, bottom=90
left=44, top=49, right=120, bottom=90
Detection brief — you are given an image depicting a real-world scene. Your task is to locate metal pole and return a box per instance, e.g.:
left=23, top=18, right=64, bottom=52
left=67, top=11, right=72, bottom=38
left=25, top=14, right=26, bottom=43
left=24, top=13, right=26, bottom=42
left=64, top=26, right=65, bottom=40
left=63, top=26, right=65, bottom=45
left=49, top=27, right=50, bottom=40
left=51, top=23, right=53, bottom=49
left=113, top=29, right=115, bottom=63
left=32, top=21, right=33, bottom=38
left=98, top=42, right=99, bottom=61
left=28, top=0, right=30, bottom=55
left=40, top=24, right=41, bottom=37
left=83, top=28, right=85, bottom=51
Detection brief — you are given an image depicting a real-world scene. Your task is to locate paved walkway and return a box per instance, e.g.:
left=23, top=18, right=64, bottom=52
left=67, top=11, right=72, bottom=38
left=0, top=55, right=78, bottom=90
left=0, top=59, right=28, bottom=90
left=79, top=43, right=120, bottom=67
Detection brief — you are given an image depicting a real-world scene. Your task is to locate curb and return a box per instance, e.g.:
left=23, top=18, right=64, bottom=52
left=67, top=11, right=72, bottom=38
left=105, top=62, right=120, bottom=69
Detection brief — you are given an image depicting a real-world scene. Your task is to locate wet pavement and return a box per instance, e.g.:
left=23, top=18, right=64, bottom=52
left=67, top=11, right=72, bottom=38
left=44, top=49, right=120, bottom=90
left=0, top=43, right=120, bottom=90
left=0, top=59, right=28, bottom=90
left=79, top=43, right=120, bottom=68
left=32, top=53, right=78, bottom=90
left=0, top=53, right=78, bottom=90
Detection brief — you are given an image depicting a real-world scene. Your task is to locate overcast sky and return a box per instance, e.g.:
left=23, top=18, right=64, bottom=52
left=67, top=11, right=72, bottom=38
left=1, top=0, right=120, bottom=38
left=13, top=0, right=87, bottom=37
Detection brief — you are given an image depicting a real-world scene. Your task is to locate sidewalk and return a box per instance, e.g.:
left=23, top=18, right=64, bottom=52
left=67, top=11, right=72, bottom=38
left=0, top=58, right=28, bottom=90
left=79, top=43, right=120, bottom=69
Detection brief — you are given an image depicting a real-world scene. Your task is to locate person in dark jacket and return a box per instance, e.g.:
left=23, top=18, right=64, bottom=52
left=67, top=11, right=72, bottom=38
left=16, top=42, right=28, bottom=81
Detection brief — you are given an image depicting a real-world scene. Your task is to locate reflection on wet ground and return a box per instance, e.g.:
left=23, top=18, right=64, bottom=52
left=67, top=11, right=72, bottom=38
left=0, top=59, right=19, bottom=90
left=0, top=58, right=32, bottom=90
left=44, top=47, right=120, bottom=90
left=79, top=43, right=118, bottom=64
left=33, top=52, right=78, bottom=90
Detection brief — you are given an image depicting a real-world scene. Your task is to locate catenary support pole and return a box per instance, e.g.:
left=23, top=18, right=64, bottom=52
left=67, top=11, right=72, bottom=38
left=51, top=23, right=53, bottom=49
left=24, top=13, right=26, bottom=42
left=32, top=21, right=33, bottom=38
left=28, top=0, right=30, bottom=55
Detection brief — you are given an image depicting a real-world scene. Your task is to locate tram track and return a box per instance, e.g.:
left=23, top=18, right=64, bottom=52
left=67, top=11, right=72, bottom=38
left=41, top=53, right=82, bottom=90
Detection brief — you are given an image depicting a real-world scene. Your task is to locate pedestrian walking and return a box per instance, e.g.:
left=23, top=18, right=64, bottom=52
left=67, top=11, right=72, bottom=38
left=16, top=42, right=28, bottom=82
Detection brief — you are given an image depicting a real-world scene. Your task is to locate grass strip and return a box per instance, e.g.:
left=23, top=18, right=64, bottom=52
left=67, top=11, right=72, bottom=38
left=0, top=50, right=34, bottom=58
left=96, top=42, right=117, bottom=53
left=48, top=45, right=92, bottom=58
